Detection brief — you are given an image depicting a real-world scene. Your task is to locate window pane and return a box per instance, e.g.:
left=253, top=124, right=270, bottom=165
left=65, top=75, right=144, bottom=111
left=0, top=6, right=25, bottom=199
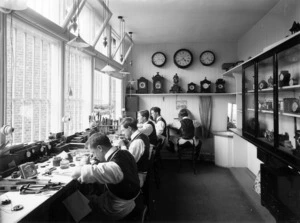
left=93, top=71, right=122, bottom=121
left=111, top=29, right=121, bottom=63
left=28, top=0, right=73, bottom=26
left=64, top=47, right=92, bottom=136
left=6, top=18, right=62, bottom=144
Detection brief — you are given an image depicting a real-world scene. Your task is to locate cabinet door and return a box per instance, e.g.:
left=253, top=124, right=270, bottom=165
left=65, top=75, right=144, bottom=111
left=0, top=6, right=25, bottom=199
left=277, top=42, right=300, bottom=159
left=257, top=56, right=274, bottom=148
left=243, top=64, right=256, bottom=136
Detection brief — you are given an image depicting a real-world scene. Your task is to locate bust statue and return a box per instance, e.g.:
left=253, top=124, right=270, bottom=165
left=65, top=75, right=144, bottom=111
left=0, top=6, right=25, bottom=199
left=170, top=73, right=183, bottom=93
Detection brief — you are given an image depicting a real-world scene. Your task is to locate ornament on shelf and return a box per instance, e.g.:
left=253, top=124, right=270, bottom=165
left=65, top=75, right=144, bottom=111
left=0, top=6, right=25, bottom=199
left=169, top=73, right=183, bottom=93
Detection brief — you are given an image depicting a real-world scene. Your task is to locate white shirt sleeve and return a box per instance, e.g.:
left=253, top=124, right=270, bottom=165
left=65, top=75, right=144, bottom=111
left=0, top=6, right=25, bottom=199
left=156, top=120, right=165, bottom=136
left=138, top=123, right=153, bottom=136
left=79, top=161, right=124, bottom=184
left=193, top=120, right=201, bottom=128
left=128, top=138, right=145, bottom=162
left=169, top=119, right=181, bottom=129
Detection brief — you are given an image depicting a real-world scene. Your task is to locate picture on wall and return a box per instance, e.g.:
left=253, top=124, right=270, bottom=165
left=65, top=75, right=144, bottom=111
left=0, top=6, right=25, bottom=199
left=176, top=100, right=187, bottom=110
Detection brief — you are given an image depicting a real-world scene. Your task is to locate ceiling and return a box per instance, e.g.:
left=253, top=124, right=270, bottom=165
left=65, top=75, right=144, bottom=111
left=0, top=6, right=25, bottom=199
left=108, top=0, right=280, bottom=44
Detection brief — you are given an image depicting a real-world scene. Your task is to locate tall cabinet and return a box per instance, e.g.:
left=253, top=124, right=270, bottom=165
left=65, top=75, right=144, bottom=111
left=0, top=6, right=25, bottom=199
left=224, top=32, right=300, bottom=221
left=243, top=34, right=300, bottom=221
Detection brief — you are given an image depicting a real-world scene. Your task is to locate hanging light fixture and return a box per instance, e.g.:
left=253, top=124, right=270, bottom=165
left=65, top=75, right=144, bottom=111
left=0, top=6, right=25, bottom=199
left=67, top=0, right=89, bottom=48
left=101, top=64, right=116, bottom=73
left=129, top=31, right=133, bottom=66
left=102, top=0, right=108, bottom=47
left=118, top=16, right=124, bottom=62
left=0, top=0, right=28, bottom=13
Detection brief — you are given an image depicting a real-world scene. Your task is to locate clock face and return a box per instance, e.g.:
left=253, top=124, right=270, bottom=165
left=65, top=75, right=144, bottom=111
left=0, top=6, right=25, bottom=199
left=217, top=84, right=224, bottom=89
left=152, top=52, right=166, bottom=67
left=200, top=50, right=215, bottom=66
left=173, top=49, right=193, bottom=68
left=203, top=83, right=210, bottom=89
left=139, top=82, right=146, bottom=89
left=189, top=85, right=195, bottom=90
left=292, top=101, right=299, bottom=112
left=155, top=81, right=162, bottom=89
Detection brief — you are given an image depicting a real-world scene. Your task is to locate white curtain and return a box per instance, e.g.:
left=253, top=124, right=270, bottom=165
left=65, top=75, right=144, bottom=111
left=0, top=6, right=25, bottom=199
left=198, top=96, right=212, bottom=138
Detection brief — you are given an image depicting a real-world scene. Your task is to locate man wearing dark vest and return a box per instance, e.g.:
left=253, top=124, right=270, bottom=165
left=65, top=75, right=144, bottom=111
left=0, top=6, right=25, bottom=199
left=71, top=133, right=140, bottom=221
left=137, top=110, right=158, bottom=146
left=168, top=108, right=201, bottom=152
left=150, top=106, right=167, bottom=139
left=119, top=117, right=150, bottom=187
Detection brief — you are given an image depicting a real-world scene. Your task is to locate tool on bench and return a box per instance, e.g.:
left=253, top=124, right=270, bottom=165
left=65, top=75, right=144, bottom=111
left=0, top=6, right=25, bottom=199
left=19, top=182, right=63, bottom=194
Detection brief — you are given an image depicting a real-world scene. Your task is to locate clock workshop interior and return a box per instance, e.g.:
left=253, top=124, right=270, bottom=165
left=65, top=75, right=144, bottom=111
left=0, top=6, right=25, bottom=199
left=1, top=0, right=300, bottom=222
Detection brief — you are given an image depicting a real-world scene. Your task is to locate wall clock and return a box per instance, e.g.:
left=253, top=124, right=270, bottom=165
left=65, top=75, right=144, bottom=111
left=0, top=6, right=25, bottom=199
left=152, top=52, right=167, bottom=67
left=200, top=50, right=215, bottom=66
left=173, top=49, right=193, bottom=68
left=137, top=77, right=149, bottom=94
left=152, top=72, right=164, bottom=93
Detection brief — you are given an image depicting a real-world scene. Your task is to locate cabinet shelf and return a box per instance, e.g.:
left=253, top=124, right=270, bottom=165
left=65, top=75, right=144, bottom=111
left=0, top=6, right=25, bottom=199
left=127, top=93, right=236, bottom=96
left=245, top=85, right=300, bottom=94
left=247, top=108, right=300, bottom=118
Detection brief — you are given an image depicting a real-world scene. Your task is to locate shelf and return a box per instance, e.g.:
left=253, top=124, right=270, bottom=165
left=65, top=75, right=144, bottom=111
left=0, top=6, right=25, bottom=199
left=245, top=85, right=300, bottom=94
left=247, top=108, right=300, bottom=118
left=127, top=93, right=236, bottom=96
left=222, top=65, right=242, bottom=78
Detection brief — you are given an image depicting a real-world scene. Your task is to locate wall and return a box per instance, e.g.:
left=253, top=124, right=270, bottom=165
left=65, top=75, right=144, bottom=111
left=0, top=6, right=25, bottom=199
left=128, top=42, right=237, bottom=154
left=129, top=42, right=237, bottom=125
left=238, top=0, right=300, bottom=60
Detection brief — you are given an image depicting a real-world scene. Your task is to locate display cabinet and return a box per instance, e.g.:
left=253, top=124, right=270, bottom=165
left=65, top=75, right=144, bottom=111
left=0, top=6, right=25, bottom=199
left=242, top=34, right=300, bottom=170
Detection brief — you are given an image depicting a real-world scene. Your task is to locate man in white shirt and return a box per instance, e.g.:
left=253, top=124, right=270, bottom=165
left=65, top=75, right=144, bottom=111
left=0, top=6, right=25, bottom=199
left=71, top=133, right=140, bottom=221
left=150, top=107, right=167, bottom=140
left=168, top=109, right=201, bottom=153
left=119, top=117, right=150, bottom=187
left=137, top=110, right=157, bottom=146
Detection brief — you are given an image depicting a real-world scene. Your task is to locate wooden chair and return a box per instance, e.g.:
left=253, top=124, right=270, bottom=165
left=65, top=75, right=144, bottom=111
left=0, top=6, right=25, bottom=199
left=177, top=138, right=202, bottom=174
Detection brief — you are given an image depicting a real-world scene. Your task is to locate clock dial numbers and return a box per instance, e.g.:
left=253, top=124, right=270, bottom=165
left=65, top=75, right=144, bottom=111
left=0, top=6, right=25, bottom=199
left=200, top=50, right=215, bottom=66
left=152, top=52, right=166, bottom=67
left=174, top=49, right=193, bottom=68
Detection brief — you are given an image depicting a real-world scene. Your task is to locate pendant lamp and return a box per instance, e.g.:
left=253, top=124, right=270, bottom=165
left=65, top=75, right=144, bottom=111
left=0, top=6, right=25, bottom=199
left=101, top=64, right=116, bottom=73
left=67, top=0, right=89, bottom=48
left=67, top=34, right=89, bottom=48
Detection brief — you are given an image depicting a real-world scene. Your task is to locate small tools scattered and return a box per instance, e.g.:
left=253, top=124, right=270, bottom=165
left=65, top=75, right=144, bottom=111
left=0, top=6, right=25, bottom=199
left=19, top=182, right=63, bottom=194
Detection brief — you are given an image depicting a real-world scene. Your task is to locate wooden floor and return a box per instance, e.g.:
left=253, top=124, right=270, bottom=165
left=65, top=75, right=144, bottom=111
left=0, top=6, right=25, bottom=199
left=229, top=167, right=276, bottom=223
left=150, top=158, right=276, bottom=222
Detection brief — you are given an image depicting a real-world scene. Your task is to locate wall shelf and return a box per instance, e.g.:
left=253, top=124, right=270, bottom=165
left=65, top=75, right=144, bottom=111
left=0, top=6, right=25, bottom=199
left=126, top=92, right=236, bottom=96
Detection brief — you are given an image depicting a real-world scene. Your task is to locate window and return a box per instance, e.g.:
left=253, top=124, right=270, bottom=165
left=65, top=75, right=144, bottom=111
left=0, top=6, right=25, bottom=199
left=111, top=29, right=121, bottom=63
left=28, top=0, right=73, bottom=26
left=94, top=70, right=122, bottom=121
left=6, top=18, right=62, bottom=144
left=64, top=47, right=92, bottom=136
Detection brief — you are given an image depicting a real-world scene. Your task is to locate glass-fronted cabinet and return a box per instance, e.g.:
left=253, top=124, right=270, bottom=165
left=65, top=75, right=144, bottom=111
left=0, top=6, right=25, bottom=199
left=242, top=33, right=300, bottom=170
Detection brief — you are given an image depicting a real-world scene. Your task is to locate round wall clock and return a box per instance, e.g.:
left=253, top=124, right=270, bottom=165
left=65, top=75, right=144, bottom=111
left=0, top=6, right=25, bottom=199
left=200, top=50, right=215, bottom=66
left=173, top=49, right=193, bottom=68
left=152, top=52, right=167, bottom=67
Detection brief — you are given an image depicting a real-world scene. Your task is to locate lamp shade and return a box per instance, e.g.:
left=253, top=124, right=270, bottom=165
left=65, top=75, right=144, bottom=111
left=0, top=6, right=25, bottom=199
left=101, top=64, right=116, bottom=73
left=0, top=0, right=28, bottom=10
left=67, top=35, right=89, bottom=48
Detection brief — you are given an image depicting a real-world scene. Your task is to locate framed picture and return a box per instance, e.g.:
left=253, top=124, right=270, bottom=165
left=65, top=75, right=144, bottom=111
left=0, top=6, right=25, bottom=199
left=176, top=100, right=187, bottom=110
